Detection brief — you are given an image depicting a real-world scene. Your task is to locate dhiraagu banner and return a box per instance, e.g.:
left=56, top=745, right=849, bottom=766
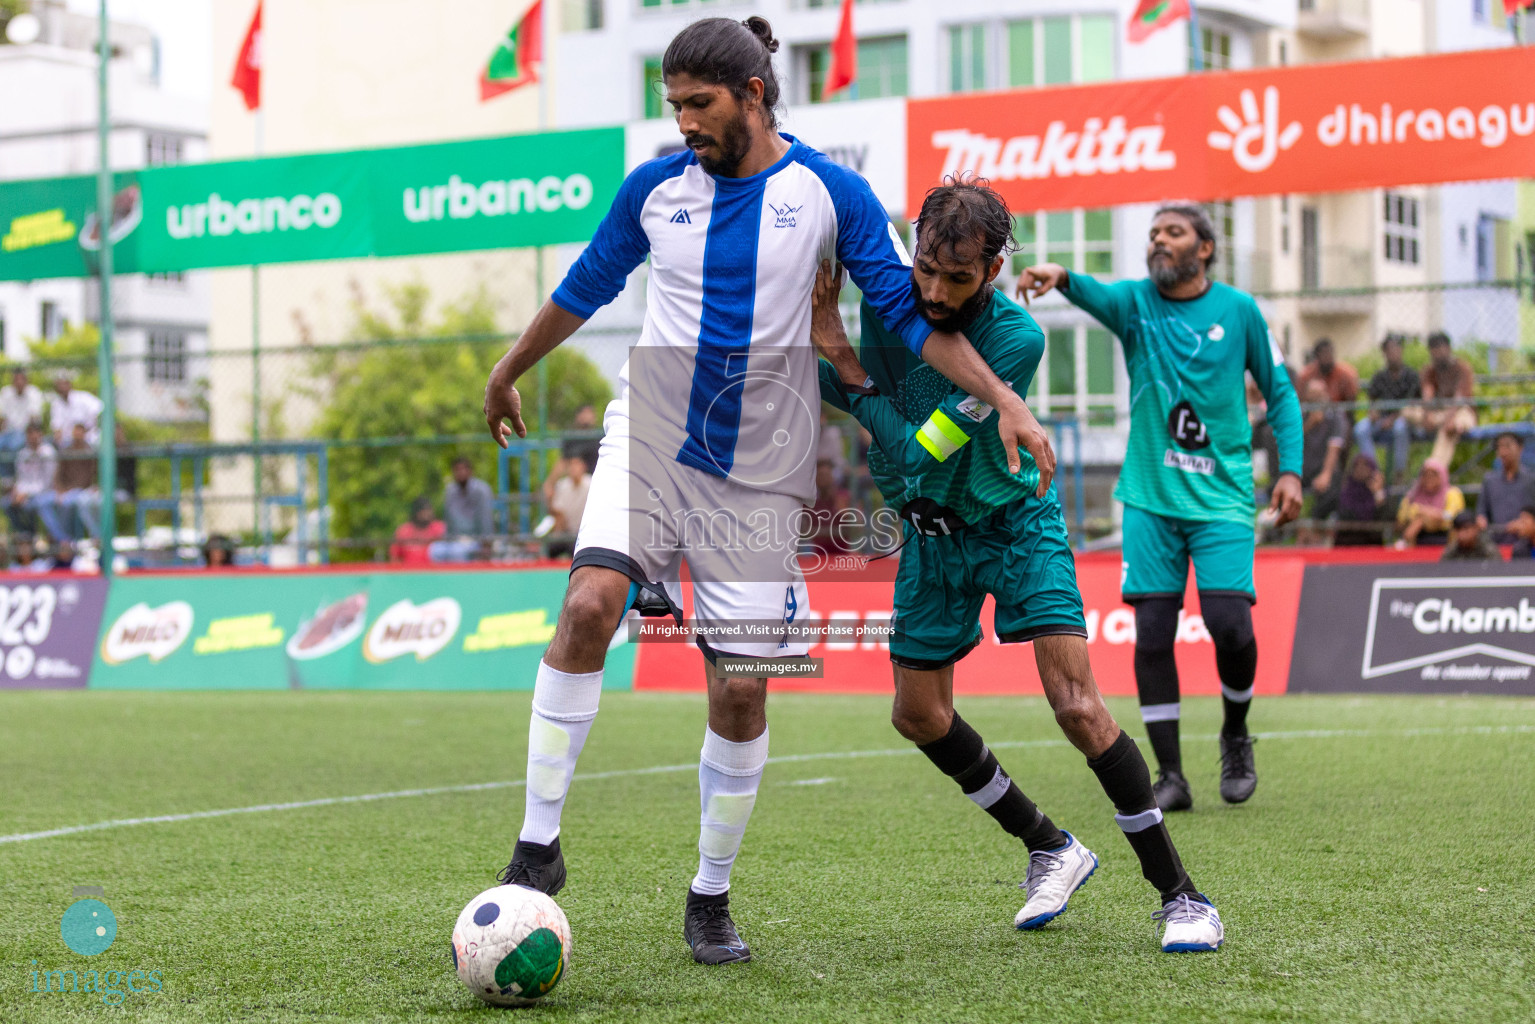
left=88, top=568, right=634, bottom=691
left=0, top=126, right=623, bottom=280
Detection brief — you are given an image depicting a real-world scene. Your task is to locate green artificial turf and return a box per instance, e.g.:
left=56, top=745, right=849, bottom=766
left=1, top=691, right=1532, bottom=1023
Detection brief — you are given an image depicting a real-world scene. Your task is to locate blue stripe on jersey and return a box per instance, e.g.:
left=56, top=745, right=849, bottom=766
left=676, top=180, right=765, bottom=479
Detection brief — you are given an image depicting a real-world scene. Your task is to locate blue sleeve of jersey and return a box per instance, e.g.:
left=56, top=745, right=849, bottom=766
left=802, top=157, right=933, bottom=357
left=550, top=157, right=679, bottom=319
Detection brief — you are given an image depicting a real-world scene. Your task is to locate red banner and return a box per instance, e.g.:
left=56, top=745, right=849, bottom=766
left=631, top=553, right=1304, bottom=697
left=907, top=47, right=1535, bottom=213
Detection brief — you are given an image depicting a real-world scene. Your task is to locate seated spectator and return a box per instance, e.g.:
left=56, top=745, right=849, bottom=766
left=431, top=457, right=494, bottom=563
left=1297, top=338, right=1359, bottom=404
left=6, top=423, right=64, bottom=540
left=0, top=368, right=44, bottom=453
left=10, top=534, right=44, bottom=574
left=807, top=457, right=853, bottom=555
left=1441, top=510, right=1502, bottom=562
left=541, top=444, right=594, bottom=559
left=1476, top=431, right=1534, bottom=544
left=1394, top=458, right=1464, bottom=548
left=391, top=496, right=444, bottom=565
left=1334, top=454, right=1389, bottom=547
left=571, top=404, right=599, bottom=431
left=1298, top=380, right=1347, bottom=539
left=203, top=535, right=237, bottom=568
left=1354, top=335, right=1421, bottom=485
left=1404, top=332, right=1476, bottom=467
left=47, top=372, right=103, bottom=446
left=1506, top=504, right=1535, bottom=559
left=48, top=539, right=79, bottom=573
left=55, top=422, right=96, bottom=541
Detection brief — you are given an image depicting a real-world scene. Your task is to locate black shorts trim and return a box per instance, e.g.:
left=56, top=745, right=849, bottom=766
left=570, top=546, right=682, bottom=622
left=1196, top=589, right=1257, bottom=606
left=696, top=637, right=811, bottom=672
left=1122, top=591, right=1184, bottom=608
left=889, top=634, right=982, bottom=672
left=997, top=623, right=1090, bottom=644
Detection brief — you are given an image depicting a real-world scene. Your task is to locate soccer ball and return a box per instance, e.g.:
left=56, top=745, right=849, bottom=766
left=452, top=885, right=571, bottom=1007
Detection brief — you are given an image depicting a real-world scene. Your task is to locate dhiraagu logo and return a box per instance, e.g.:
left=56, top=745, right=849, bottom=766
left=30, top=887, right=165, bottom=1005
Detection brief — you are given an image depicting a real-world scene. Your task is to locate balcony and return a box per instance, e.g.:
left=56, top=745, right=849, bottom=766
left=1297, top=0, right=1370, bottom=39
left=1297, top=245, right=1375, bottom=316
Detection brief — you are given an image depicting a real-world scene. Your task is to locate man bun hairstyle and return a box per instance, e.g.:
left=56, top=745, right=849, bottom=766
left=914, top=176, right=1019, bottom=267
left=1153, top=203, right=1218, bottom=270
left=662, top=17, right=783, bottom=129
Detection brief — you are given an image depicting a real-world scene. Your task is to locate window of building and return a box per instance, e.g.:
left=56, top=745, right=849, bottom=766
left=1383, top=192, right=1420, bottom=265
left=1477, top=213, right=1512, bottom=282
left=1204, top=200, right=1235, bottom=284
left=0, top=311, right=6, bottom=354
left=944, top=14, right=1113, bottom=94
left=562, top=0, right=604, bottom=31
left=1191, top=27, right=1232, bottom=71
left=642, top=55, right=664, bottom=119
left=145, top=133, right=183, bottom=167
left=1010, top=208, right=1113, bottom=278
left=147, top=329, right=187, bottom=383
left=1032, top=325, right=1117, bottom=425
left=802, top=35, right=907, bottom=103
left=40, top=301, right=63, bottom=341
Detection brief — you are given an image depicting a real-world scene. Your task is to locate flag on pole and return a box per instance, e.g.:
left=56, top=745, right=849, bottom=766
left=480, top=1, right=544, bottom=102
left=1503, top=0, right=1534, bottom=16
left=1127, top=0, right=1191, bottom=43
left=230, top=2, right=262, bottom=111
left=824, top=0, right=857, bottom=98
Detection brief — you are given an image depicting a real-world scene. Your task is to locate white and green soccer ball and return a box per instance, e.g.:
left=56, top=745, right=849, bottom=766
left=452, top=884, right=571, bottom=1007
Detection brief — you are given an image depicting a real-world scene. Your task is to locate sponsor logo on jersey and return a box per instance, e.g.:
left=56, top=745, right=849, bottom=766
left=1207, top=323, right=1225, bottom=341
left=767, top=202, right=801, bottom=228
left=1163, top=449, right=1215, bottom=475
left=669, top=208, right=692, bottom=225
left=1167, top=400, right=1211, bottom=450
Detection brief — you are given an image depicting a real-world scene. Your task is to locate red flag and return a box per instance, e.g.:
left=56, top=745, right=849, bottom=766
left=480, top=1, right=543, bottom=102
left=230, top=2, right=261, bottom=111
left=824, top=0, right=856, bottom=97
left=1504, top=0, right=1533, bottom=16
left=1127, top=0, right=1190, bottom=44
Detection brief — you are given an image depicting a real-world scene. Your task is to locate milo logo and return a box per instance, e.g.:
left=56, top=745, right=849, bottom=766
left=165, top=192, right=342, bottom=238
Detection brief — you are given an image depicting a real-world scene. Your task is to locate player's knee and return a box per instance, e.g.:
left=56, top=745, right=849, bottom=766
left=559, top=583, right=625, bottom=638
left=1200, top=596, right=1255, bottom=651
left=1133, top=598, right=1180, bottom=654
left=890, top=700, right=948, bottom=745
left=1052, top=693, right=1109, bottom=741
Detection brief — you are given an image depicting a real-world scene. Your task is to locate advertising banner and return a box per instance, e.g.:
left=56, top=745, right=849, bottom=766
left=908, top=47, right=1535, bottom=213
left=89, top=568, right=634, bottom=690
left=0, top=576, right=109, bottom=689
left=632, top=555, right=1303, bottom=696
left=1289, top=562, right=1535, bottom=695
left=0, top=127, right=623, bottom=281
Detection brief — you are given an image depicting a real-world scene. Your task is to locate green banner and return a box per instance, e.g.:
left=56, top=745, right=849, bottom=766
left=89, top=569, right=635, bottom=691
left=0, top=126, right=622, bottom=281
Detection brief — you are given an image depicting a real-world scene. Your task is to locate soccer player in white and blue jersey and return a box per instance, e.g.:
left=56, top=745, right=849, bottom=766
left=482, top=16, right=1054, bottom=966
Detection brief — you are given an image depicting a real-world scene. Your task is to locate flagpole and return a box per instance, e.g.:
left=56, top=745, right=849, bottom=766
left=1188, top=1, right=1202, bottom=71
left=95, top=0, right=118, bottom=575
left=534, top=0, right=549, bottom=440
left=252, top=104, right=263, bottom=543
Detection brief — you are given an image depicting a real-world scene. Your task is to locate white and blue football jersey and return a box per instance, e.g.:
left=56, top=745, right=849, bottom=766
left=551, top=135, right=931, bottom=502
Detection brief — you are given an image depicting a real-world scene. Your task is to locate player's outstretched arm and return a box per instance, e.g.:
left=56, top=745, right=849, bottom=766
left=484, top=301, right=588, bottom=447
left=1014, top=263, right=1069, bottom=305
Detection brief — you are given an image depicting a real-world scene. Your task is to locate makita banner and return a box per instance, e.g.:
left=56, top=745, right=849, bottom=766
left=1289, top=563, right=1535, bottom=696
left=907, top=47, right=1535, bottom=213
left=0, top=127, right=622, bottom=281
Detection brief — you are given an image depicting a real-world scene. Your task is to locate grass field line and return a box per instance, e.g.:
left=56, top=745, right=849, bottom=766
left=1, top=723, right=1530, bottom=848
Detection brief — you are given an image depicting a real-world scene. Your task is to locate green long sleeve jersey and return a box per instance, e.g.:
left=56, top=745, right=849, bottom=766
left=818, top=289, right=1044, bottom=523
left=1061, top=273, right=1303, bottom=526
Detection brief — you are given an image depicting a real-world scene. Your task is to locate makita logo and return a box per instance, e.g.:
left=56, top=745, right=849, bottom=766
left=931, top=117, right=1176, bottom=182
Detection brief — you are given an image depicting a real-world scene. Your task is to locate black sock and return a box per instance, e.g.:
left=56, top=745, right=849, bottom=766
left=1144, top=720, right=1182, bottom=775
left=1134, top=598, right=1184, bottom=774
left=918, top=713, right=1067, bottom=852
left=1216, top=639, right=1258, bottom=738
left=1087, top=731, right=1197, bottom=902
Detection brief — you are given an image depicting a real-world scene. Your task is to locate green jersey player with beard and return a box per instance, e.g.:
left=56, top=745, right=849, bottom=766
left=1018, top=205, right=1304, bottom=815
left=815, top=181, right=1224, bottom=954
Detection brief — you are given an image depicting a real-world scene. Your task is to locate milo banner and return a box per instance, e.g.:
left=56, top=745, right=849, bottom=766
left=1288, top=563, right=1535, bottom=695
left=89, top=569, right=634, bottom=690
left=0, top=126, right=622, bottom=281
left=0, top=576, right=109, bottom=689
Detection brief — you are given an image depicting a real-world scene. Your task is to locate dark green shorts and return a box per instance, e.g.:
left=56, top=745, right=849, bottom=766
left=889, top=495, right=1087, bottom=671
left=1120, top=505, right=1256, bottom=604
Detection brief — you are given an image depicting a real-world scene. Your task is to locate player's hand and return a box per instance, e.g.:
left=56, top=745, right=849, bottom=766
left=1312, top=470, right=1332, bottom=494
left=1014, top=263, right=1068, bottom=306
left=484, top=364, right=526, bottom=447
left=1270, top=472, right=1303, bottom=526
left=997, top=396, right=1055, bottom=498
left=811, top=260, right=872, bottom=389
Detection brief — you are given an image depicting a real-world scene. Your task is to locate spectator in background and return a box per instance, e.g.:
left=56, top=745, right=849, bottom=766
left=542, top=443, right=594, bottom=559
left=0, top=368, right=44, bottom=453
left=391, top=496, right=443, bottom=565
left=47, top=538, right=78, bottom=573
left=203, top=534, right=237, bottom=568
left=1334, top=454, right=1389, bottom=547
left=571, top=404, right=598, bottom=431
left=1476, top=432, right=1534, bottom=543
left=1395, top=457, right=1464, bottom=548
left=10, top=534, right=43, bottom=574
left=47, top=372, right=103, bottom=446
left=54, top=422, right=96, bottom=541
left=1505, top=504, right=1535, bottom=559
left=1441, top=510, right=1503, bottom=562
left=1297, top=338, right=1359, bottom=404
left=1299, top=379, right=1348, bottom=524
left=807, top=457, right=853, bottom=555
left=432, top=457, right=494, bottom=562
left=1354, top=335, right=1421, bottom=485
left=7, top=423, right=63, bottom=540
left=1406, top=332, right=1477, bottom=466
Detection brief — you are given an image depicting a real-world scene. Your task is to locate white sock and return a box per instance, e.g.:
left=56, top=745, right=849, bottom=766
left=518, top=660, right=603, bottom=846
left=691, top=726, right=769, bottom=897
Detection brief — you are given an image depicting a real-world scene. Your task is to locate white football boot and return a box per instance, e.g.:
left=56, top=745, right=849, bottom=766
left=1153, top=893, right=1225, bottom=952
left=1014, top=831, right=1098, bottom=930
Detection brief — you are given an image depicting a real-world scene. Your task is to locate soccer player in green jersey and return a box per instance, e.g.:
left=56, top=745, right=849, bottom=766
left=1017, top=205, right=1304, bottom=813
left=814, top=181, right=1223, bottom=952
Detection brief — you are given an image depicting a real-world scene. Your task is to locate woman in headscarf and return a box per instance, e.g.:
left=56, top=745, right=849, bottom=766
left=1394, top=457, right=1464, bottom=548
left=1335, top=453, right=1388, bottom=547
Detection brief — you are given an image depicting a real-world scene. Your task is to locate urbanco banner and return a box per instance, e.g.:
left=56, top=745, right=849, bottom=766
left=0, top=127, right=623, bottom=281
left=907, top=47, right=1535, bottom=213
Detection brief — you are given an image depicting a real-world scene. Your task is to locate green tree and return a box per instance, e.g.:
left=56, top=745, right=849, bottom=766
left=310, top=280, right=611, bottom=560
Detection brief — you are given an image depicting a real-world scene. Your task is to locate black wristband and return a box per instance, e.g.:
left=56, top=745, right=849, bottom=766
left=844, top=376, right=879, bottom=396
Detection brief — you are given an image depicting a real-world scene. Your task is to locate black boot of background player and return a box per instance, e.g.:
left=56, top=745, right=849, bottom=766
left=497, top=837, right=566, bottom=896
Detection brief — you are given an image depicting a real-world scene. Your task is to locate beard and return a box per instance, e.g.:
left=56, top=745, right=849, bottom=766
left=910, top=279, right=993, bottom=333
left=686, top=108, right=753, bottom=177
left=1147, top=246, right=1204, bottom=289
